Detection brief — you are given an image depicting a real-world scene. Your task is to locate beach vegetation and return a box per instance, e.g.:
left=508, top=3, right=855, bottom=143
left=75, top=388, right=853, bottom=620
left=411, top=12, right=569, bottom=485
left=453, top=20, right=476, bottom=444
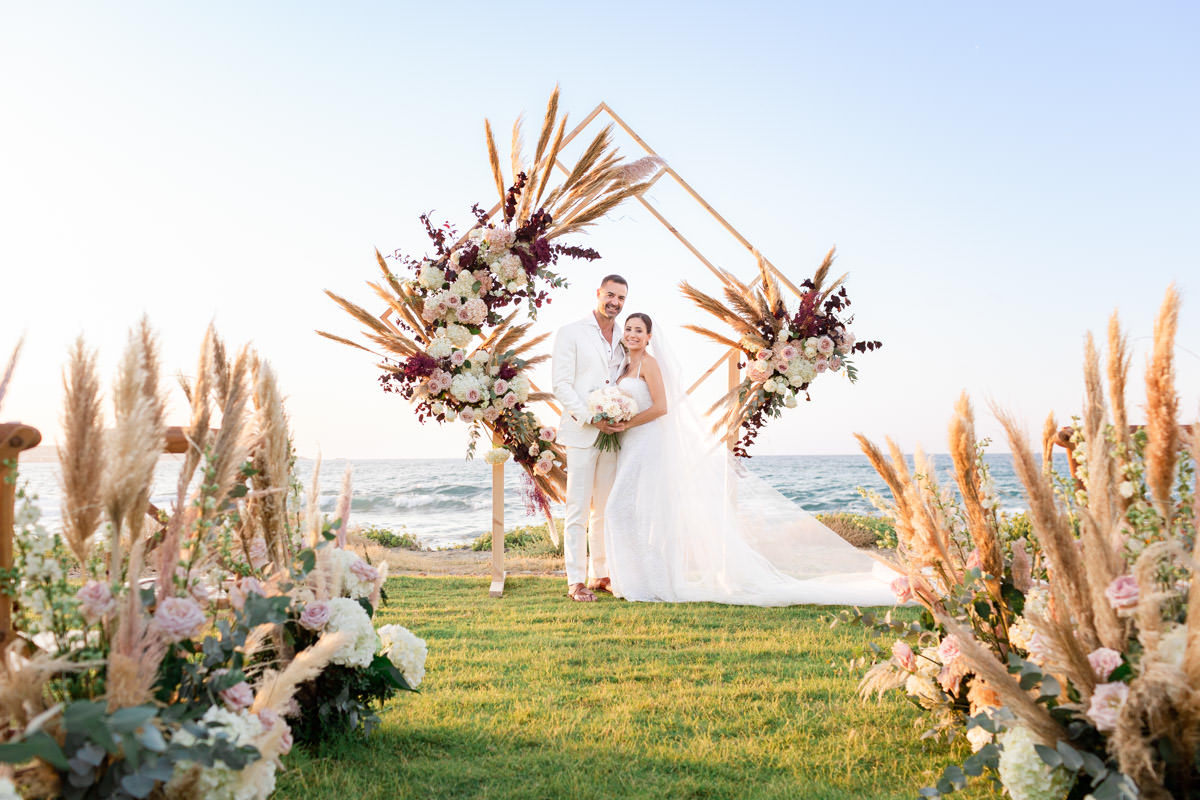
left=471, top=518, right=565, bottom=557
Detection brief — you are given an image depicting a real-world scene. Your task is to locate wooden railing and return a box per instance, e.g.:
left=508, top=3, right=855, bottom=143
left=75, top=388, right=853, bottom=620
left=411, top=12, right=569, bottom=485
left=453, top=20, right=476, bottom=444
left=0, top=422, right=42, bottom=645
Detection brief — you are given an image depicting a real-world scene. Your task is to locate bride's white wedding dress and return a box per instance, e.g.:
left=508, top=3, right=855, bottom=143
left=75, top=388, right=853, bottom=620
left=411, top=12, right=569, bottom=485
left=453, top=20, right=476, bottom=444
left=603, top=331, right=897, bottom=607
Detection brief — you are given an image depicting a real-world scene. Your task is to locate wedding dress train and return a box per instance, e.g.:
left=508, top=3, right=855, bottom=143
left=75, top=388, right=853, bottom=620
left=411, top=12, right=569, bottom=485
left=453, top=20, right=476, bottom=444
left=602, top=330, right=897, bottom=607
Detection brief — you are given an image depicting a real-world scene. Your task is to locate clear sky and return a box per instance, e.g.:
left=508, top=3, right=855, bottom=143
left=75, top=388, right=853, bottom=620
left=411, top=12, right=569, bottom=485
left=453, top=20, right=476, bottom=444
left=2, top=2, right=1197, bottom=459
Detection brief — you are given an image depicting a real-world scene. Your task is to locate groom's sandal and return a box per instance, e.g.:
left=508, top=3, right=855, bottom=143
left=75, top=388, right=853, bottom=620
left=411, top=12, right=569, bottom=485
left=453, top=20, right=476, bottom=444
left=587, top=577, right=612, bottom=594
left=567, top=583, right=596, bottom=602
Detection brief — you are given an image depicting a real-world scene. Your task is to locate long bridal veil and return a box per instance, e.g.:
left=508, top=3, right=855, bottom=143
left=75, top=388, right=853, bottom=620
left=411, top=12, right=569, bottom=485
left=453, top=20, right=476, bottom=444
left=646, top=323, right=897, bottom=606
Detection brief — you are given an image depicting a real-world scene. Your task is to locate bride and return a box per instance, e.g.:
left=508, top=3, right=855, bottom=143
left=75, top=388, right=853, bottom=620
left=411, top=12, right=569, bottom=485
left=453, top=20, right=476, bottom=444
left=602, top=313, right=897, bottom=606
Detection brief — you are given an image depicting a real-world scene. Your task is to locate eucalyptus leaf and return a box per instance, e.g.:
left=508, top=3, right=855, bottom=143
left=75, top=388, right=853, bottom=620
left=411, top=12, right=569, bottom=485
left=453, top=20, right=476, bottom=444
left=1034, top=743, right=1062, bottom=768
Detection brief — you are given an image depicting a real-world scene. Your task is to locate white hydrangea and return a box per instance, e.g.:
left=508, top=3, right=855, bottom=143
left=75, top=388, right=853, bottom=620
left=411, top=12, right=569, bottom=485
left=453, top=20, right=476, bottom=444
left=996, top=727, right=1075, bottom=800
left=450, top=373, right=486, bottom=404
left=330, top=548, right=375, bottom=599
left=510, top=376, right=531, bottom=403
left=166, top=706, right=269, bottom=800
left=1008, top=615, right=1036, bottom=652
left=418, top=261, right=445, bottom=289
left=324, top=597, right=379, bottom=668
left=787, top=358, right=817, bottom=384
left=427, top=336, right=453, bottom=359
left=449, top=271, right=478, bottom=297
left=484, top=447, right=510, bottom=465
left=1024, top=585, right=1050, bottom=618
left=904, top=650, right=942, bottom=706
left=445, top=324, right=472, bottom=348
left=378, top=624, right=428, bottom=688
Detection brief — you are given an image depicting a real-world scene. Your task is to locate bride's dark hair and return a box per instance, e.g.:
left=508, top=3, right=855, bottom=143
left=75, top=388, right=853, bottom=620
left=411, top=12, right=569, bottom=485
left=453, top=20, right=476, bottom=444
left=626, top=312, right=653, bottom=333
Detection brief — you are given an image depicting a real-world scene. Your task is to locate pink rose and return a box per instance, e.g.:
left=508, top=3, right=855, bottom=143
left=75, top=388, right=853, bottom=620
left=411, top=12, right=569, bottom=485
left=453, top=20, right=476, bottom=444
left=464, top=387, right=482, bottom=404
left=220, top=680, right=255, bottom=710
left=483, top=407, right=501, bottom=422
left=257, top=708, right=281, bottom=730
left=539, top=426, right=556, bottom=443
left=528, top=443, right=540, bottom=457
left=778, top=344, right=798, bottom=360
left=815, top=358, right=829, bottom=373
left=230, top=577, right=264, bottom=612
left=349, top=558, right=380, bottom=584
left=828, top=356, right=842, bottom=371
left=76, top=580, right=116, bottom=624
left=503, top=392, right=518, bottom=408
left=965, top=550, right=981, bottom=572
left=455, top=307, right=472, bottom=323
left=492, top=379, right=509, bottom=395
left=154, top=596, right=207, bottom=642
left=817, top=336, right=835, bottom=356
left=756, top=349, right=773, bottom=361
left=937, top=635, right=962, bottom=666
left=891, top=576, right=914, bottom=603
left=1105, top=574, right=1139, bottom=613
left=892, top=640, right=916, bottom=671
left=938, top=664, right=963, bottom=695
left=299, top=601, right=332, bottom=631
left=450, top=351, right=467, bottom=367
left=533, top=459, right=552, bottom=476
left=446, top=294, right=461, bottom=307
left=459, top=407, right=477, bottom=424
left=1087, top=681, right=1129, bottom=732
left=1087, top=647, right=1124, bottom=681
left=1026, top=632, right=1051, bottom=664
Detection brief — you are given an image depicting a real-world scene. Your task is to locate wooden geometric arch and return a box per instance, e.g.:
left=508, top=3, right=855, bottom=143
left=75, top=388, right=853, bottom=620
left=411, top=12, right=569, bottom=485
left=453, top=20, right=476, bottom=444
left=380, top=101, right=813, bottom=597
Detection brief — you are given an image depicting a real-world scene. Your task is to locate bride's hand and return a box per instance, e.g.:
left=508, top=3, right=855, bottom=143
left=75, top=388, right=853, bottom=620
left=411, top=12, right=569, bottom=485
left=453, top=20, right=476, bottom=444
left=595, top=420, right=626, bottom=434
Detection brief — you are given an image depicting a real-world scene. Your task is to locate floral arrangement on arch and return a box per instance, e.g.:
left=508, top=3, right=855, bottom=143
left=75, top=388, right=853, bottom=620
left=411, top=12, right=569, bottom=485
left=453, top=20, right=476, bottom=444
left=681, top=249, right=881, bottom=456
left=0, top=322, right=426, bottom=799
left=842, top=286, right=1198, bottom=800
left=319, top=87, right=663, bottom=511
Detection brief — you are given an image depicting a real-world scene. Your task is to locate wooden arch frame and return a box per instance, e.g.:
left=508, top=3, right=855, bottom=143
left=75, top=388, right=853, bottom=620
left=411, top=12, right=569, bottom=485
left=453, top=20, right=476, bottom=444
left=380, top=102, right=813, bottom=597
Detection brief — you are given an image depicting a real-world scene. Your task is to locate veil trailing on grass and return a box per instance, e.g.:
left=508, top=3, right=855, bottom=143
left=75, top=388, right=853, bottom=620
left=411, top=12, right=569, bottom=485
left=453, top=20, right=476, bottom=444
left=644, top=323, right=897, bottom=606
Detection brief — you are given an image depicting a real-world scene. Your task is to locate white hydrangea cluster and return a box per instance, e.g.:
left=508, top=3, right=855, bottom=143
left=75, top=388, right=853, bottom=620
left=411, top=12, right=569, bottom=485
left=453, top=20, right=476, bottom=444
left=444, top=324, right=472, bottom=348
left=417, top=260, right=445, bottom=289
left=330, top=548, right=377, bottom=600
left=450, top=372, right=488, bottom=404
left=323, top=597, right=379, bottom=668
left=996, top=727, right=1075, bottom=800
left=378, top=624, right=428, bottom=688
left=166, top=706, right=271, bottom=800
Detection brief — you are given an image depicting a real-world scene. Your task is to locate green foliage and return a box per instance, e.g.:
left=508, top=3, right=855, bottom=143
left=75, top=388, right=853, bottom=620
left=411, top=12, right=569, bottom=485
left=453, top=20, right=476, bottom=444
left=0, top=700, right=260, bottom=800
left=360, top=525, right=423, bottom=550
left=471, top=519, right=564, bottom=556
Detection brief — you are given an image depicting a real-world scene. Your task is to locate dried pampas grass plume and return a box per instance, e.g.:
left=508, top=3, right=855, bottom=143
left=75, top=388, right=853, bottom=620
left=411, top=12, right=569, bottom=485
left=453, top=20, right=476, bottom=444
left=58, top=336, right=105, bottom=571
left=250, top=631, right=349, bottom=719
left=1144, top=284, right=1180, bottom=524
left=0, top=335, right=22, bottom=414
left=947, top=393, right=1002, bottom=593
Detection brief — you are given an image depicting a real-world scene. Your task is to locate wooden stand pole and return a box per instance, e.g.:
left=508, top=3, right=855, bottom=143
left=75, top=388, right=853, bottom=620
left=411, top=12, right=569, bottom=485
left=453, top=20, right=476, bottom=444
left=0, top=422, right=42, bottom=645
left=489, top=433, right=506, bottom=598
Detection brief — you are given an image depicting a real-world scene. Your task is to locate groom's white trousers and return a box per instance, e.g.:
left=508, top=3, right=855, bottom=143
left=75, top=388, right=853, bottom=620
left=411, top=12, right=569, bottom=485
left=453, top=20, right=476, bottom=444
left=563, top=444, right=616, bottom=586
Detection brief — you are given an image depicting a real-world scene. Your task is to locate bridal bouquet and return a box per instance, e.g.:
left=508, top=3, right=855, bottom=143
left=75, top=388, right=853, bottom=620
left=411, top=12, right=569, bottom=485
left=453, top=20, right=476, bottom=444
left=586, top=386, right=637, bottom=451
left=682, top=249, right=881, bottom=456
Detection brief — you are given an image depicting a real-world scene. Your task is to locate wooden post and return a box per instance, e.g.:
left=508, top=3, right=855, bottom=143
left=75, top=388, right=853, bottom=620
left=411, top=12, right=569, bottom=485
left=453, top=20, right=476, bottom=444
left=489, top=432, right=506, bottom=598
left=0, top=422, right=42, bottom=645
left=726, top=350, right=741, bottom=448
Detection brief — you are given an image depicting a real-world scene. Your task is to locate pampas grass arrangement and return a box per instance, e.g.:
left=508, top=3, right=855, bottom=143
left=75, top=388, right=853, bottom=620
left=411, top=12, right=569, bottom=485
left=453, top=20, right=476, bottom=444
left=0, top=321, right=423, bottom=799
left=850, top=285, right=1198, bottom=800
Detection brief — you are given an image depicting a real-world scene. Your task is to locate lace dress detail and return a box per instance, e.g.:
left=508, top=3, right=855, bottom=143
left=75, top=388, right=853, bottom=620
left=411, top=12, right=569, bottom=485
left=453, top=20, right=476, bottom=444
left=603, top=377, right=677, bottom=601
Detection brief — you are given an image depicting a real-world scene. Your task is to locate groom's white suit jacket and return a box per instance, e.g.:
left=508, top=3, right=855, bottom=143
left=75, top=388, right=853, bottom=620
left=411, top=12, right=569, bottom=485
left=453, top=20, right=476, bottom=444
left=552, top=315, right=626, bottom=449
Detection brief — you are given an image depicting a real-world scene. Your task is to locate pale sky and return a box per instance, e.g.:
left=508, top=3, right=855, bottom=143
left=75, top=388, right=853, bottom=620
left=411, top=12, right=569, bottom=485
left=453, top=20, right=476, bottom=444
left=2, top=2, right=1197, bottom=459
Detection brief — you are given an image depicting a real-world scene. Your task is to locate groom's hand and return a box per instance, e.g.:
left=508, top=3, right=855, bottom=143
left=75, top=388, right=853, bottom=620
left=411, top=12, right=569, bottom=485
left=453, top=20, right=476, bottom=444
left=595, top=421, right=626, bottom=434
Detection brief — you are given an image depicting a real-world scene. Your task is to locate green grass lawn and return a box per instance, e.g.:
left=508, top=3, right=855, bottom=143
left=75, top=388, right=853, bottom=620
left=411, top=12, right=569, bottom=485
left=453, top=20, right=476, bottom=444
left=278, top=576, right=997, bottom=800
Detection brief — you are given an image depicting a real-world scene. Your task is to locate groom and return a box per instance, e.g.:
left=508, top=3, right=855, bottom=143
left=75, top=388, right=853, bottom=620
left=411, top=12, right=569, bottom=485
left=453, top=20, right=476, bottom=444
left=551, top=275, right=628, bottom=602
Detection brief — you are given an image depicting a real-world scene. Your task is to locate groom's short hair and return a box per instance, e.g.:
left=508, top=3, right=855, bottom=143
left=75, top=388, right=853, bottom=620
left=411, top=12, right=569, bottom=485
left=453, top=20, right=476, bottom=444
left=600, top=274, right=628, bottom=288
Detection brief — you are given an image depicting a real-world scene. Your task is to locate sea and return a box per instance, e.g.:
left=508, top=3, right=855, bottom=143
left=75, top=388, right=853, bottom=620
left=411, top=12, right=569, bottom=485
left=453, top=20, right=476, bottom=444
left=12, top=453, right=1069, bottom=550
